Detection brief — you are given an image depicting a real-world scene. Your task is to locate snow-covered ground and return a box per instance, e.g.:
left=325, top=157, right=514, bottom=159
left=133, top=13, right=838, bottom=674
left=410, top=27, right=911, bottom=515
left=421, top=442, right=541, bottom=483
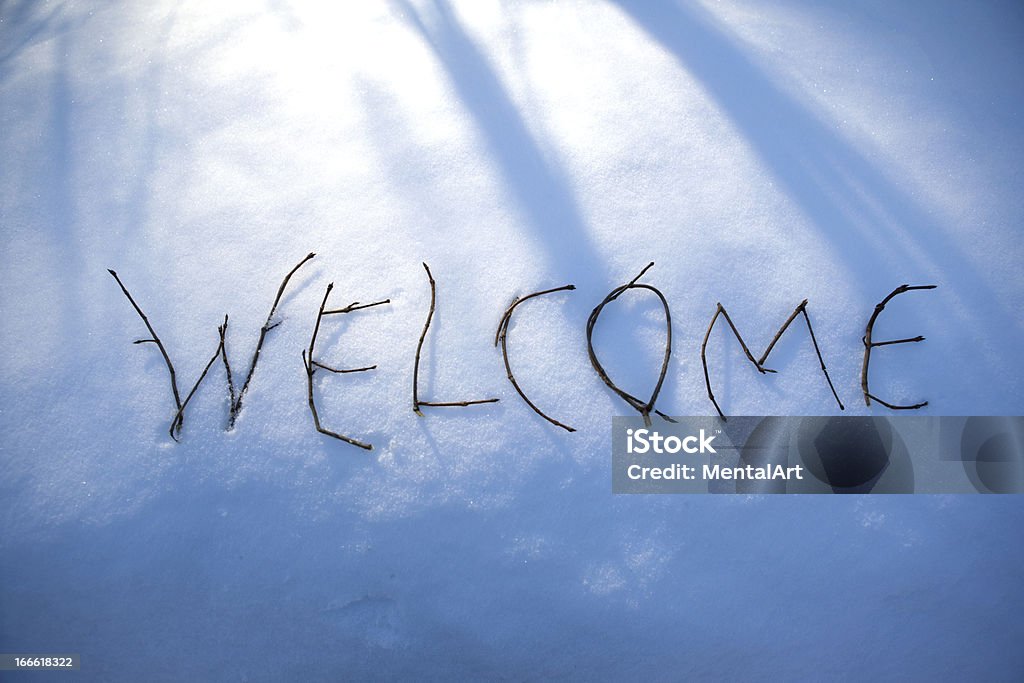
left=2, top=0, right=1022, bottom=679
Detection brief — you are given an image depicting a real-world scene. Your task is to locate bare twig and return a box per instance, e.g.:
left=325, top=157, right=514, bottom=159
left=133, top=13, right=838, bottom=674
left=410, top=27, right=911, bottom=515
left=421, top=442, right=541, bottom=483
left=413, top=262, right=499, bottom=415
left=586, top=262, right=676, bottom=427
left=864, top=392, right=928, bottom=411
left=412, top=263, right=435, bottom=416
left=758, top=300, right=844, bottom=410
left=219, top=318, right=237, bottom=409
left=418, top=399, right=501, bottom=407
left=868, top=336, right=925, bottom=347
left=304, top=282, right=390, bottom=450
left=324, top=300, right=390, bottom=315
left=495, top=284, right=577, bottom=432
left=701, top=305, right=734, bottom=420
left=796, top=306, right=844, bottom=410
left=312, top=360, right=377, bottom=374
left=226, top=252, right=316, bottom=428
left=108, top=269, right=184, bottom=433
left=168, top=315, right=230, bottom=441
left=702, top=299, right=845, bottom=420
left=861, top=283, right=937, bottom=409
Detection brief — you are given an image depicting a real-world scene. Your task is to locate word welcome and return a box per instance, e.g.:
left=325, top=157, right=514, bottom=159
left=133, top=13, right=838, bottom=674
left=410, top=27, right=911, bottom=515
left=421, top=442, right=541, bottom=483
left=109, top=254, right=937, bottom=450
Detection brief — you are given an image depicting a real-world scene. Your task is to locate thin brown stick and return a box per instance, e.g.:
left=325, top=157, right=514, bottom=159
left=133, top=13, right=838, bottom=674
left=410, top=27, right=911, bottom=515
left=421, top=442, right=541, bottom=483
left=702, top=299, right=845, bottom=420
left=861, top=283, right=937, bottom=409
left=865, top=392, right=928, bottom=411
left=869, top=336, right=926, bottom=347
left=304, top=283, right=390, bottom=450
left=303, top=349, right=372, bottom=449
left=219, top=318, right=237, bottom=409
left=168, top=315, right=230, bottom=441
left=586, top=263, right=676, bottom=427
left=798, top=307, right=844, bottom=411
left=700, top=305, right=727, bottom=419
left=495, top=284, right=576, bottom=432
left=228, top=252, right=316, bottom=428
left=312, top=361, right=377, bottom=374
left=756, top=302, right=805, bottom=367
left=755, top=300, right=844, bottom=410
left=718, top=305, right=770, bottom=373
left=324, top=300, right=390, bottom=315
left=307, top=284, right=331, bottom=367
left=412, top=263, right=434, bottom=416
left=413, top=262, right=499, bottom=415
left=108, top=269, right=184, bottom=433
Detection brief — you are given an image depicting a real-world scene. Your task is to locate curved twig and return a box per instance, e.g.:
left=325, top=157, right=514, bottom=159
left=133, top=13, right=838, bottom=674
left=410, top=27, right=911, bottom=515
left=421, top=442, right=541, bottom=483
left=412, top=263, right=435, bottom=416
left=586, top=262, right=676, bottom=427
left=861, top=283, right=937, bottom=409
left=865, top=392, right=928, bottom=411
left=413, top=262, right=499, bottom=415
left=495, top=284, right=577, bottom=432
left=700, top=304, right=729, bottom=419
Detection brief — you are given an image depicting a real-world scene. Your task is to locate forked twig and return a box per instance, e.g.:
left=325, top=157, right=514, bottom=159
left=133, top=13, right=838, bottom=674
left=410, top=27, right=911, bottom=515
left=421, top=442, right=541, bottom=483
left=167, top=315, right=230, bottom=441
left=304, top=283, right=390, bottom=450
left=108, top=269, right=185, bottom=434
left=226, top=252, right=316, bottom=427
left=413, top=262, right=500, bottom=415
left=861, top=283, right=937, bottom=410
left=495, top=284, right=577, bottom=432
left=701, top=299, right=845, bottom=420
left=586, top=262, right=676, bottom=427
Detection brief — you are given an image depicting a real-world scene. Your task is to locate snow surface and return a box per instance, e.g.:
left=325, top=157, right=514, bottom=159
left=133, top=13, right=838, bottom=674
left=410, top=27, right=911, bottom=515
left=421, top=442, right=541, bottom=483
left=1, top=0, right=1023, bottom=679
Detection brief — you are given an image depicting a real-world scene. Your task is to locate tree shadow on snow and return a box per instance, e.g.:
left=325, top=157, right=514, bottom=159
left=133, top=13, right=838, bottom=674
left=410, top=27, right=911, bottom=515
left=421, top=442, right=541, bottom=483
left=387, top=0, right=610, bottom=292
left=608, top=0, right=1020, bottom=340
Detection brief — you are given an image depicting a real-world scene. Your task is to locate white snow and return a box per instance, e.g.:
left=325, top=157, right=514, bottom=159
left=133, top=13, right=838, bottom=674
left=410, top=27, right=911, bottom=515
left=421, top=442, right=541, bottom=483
left=2, top=0, right=1023, bottom=679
